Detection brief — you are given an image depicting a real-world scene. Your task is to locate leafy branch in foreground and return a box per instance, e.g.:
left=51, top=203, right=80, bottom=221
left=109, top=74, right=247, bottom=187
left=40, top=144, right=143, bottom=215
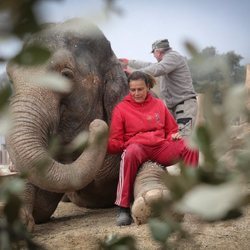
left=0, top=177, right=43, bottom=249
left=148, top=82, right=250, bottom=248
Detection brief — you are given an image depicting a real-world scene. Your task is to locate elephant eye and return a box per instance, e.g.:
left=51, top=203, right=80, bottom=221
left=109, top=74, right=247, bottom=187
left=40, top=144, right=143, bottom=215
left=61, top=68, right=74, bottom=79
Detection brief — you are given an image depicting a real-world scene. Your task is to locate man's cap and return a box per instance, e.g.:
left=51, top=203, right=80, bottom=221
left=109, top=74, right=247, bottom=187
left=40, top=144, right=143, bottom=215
left=151, top=39, right=170, bottom=53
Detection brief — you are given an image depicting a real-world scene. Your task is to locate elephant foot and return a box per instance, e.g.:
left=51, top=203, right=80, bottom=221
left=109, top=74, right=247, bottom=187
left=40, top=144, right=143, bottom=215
left=131, top=188, right=171, bottom=225
left=20, top=206, right=35, bottom=232
left=132, top=161, right=184, bottom=225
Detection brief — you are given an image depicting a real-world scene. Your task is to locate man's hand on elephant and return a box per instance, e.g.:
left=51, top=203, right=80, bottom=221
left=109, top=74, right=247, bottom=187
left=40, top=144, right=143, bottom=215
left=171, top=132, right=182, bottom=140
left=119, top=58, right=129, bottom=70
left=124, top=68, right=132, bottom=77
left=119, top=58, right=129, bottom=65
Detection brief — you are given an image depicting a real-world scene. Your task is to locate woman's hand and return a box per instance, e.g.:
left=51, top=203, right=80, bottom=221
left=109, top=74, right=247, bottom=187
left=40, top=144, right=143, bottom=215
left=171, top=132, right=182, bottom=140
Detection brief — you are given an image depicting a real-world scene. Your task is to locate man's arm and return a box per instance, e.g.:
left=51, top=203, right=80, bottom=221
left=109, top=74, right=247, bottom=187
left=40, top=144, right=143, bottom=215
left=144, top=53, right=179, bottom=76
left=128, top=59, right=153, bottom=69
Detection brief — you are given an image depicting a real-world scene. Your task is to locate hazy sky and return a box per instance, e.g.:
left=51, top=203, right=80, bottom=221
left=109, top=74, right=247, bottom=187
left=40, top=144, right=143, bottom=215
left=0, top=0, right=249, bottom=74
left=37, top=0, right=250, bottom=64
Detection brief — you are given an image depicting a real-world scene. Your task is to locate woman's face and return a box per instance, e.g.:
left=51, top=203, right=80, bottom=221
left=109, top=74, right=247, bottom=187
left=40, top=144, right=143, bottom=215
left=129, top=79, right=149, bottom=103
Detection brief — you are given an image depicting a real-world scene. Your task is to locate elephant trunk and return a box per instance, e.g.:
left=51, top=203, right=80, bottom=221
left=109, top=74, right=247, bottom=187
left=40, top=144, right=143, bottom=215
left=7, top=84, right=108, bottom=193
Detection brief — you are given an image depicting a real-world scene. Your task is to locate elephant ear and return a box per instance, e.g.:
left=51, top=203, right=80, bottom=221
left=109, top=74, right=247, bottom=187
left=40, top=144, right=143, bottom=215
left=103, top=56, right=128, bottom=124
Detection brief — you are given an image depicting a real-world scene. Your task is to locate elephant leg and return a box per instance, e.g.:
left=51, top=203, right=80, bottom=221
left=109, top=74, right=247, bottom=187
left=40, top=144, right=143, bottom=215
left=20, top=182, right=36, bottom=232
left=67, top=178, right=117, bottom=208
left=32, top=187, right=64, bottom=224
left=21, top=182, right=64, bottom=230
left=131, top=161, right=171, bottom=225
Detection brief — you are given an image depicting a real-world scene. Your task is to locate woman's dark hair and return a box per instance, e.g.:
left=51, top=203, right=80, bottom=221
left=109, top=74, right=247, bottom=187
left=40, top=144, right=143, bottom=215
left=127, top=71, right=156, bottom=89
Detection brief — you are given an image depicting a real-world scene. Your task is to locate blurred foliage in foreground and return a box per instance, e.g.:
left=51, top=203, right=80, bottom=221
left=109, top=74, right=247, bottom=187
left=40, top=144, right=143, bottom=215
left=100, top=41, right=250, bottom=250
left=1, top=0, right=250, bottom=249
left=0, top=176, right=43, bottom=249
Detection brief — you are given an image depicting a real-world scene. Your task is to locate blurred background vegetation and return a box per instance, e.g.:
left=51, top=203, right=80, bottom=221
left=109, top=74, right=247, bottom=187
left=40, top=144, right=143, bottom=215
left=0, top=0, right=249, bottom=249
left=188, top=45, right=246, bottom=104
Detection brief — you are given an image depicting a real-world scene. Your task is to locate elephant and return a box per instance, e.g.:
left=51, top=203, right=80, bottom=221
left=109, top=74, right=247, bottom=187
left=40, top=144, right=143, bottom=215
left=6, top=18, right=169, bottom=230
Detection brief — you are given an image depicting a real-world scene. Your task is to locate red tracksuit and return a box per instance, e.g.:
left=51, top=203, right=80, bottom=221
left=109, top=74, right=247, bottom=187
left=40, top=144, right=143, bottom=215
left=108, top=93, right=198, bottom=208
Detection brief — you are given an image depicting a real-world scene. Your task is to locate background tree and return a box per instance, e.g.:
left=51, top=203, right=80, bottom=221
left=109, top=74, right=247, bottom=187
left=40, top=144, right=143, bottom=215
left=224, top=51, right=245, bottom=84
left=188, top=46, right=246, bottom=104
left=189, top=46, right=245, bottom=89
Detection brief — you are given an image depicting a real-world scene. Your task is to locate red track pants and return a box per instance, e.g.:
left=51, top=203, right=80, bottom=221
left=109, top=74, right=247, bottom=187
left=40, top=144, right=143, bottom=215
left=115, top=139, right=199, bottom=208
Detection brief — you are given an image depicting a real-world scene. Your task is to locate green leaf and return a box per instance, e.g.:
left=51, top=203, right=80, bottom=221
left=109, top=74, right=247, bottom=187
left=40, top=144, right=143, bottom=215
left=65, top=131, right=89, bottom=152
left=13, top=11, right=40, bottom=38
left=174, top=181, right=246, bottom=221
left=28, top=72, right=72, bottom=93
left=4, top=194, right=22, bottom=224
left=0, top=110, right=11, bottom=135
left=0, top=84, right=12, bottom=110
left=236, top=150, right=250, bottom=179
left=184, top=41, right=199, bottom=57
left=163, top=165, right=198, bottom=200
left=148, top=218, right=172, bottom=243
left=12, top=45, right=51, bottom=66
left=0, top=229, right=11, bottom=250
left=99, top=234, right=136, bottom=250
left=2, top=178, right=24, bottom=197
left=195, top=125, right=217, bottom=170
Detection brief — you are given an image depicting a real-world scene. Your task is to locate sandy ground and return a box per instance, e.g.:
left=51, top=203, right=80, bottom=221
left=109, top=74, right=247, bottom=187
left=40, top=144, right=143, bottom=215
left=33, top=201, right=250, bottom=250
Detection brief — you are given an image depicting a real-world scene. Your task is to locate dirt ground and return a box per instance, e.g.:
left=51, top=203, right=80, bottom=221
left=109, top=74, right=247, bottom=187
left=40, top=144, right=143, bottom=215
left=33, top=201, right=250, bottom=250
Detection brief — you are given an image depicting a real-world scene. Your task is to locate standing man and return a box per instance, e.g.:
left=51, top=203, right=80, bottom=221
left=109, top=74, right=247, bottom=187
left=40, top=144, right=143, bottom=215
left=120, top=39, right=197, bottom=137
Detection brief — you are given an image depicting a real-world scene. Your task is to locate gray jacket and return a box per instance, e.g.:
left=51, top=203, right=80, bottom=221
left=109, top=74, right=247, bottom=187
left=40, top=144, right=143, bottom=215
left=128, top=49, right=196, bottom=109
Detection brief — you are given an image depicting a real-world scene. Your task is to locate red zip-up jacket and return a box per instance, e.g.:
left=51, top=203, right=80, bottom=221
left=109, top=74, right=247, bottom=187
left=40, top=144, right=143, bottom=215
left=108, top=93, right=178, bottom=154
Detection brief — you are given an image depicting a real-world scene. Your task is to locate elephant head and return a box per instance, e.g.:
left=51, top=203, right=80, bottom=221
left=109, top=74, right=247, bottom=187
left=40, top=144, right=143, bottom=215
left=6, top=18, right=128, bottom=193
